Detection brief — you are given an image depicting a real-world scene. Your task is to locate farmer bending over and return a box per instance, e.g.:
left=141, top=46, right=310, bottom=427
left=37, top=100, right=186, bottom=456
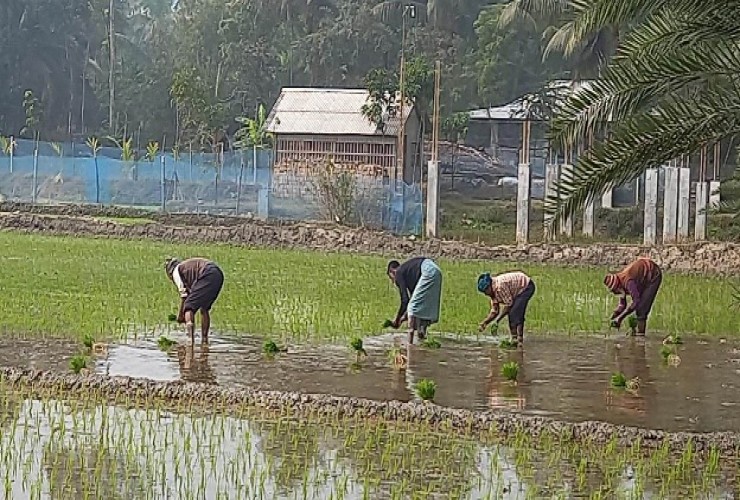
left=387, top=257, right=443, bottom=345
left=604, top=257, right=662, bottom=336
left=477, top=271, right=536, bottom=343
left=165, top=257, right=224, bottom=344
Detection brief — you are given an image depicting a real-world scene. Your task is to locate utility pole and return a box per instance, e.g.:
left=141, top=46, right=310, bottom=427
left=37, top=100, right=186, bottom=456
left=108, top=0, right=116, bottom=133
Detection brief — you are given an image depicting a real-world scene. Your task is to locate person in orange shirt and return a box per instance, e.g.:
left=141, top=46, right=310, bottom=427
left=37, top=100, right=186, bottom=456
left=477, top=271, right=536, bottom=343
left=604, top=257, right=663, bottom=336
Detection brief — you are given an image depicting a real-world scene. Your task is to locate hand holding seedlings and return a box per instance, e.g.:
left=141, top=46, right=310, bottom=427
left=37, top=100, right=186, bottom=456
left=477, top=272, right=536, bottom=344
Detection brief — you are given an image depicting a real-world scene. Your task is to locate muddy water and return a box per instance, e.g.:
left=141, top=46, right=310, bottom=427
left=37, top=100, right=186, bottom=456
left=1, top=334, right=739, bottom=433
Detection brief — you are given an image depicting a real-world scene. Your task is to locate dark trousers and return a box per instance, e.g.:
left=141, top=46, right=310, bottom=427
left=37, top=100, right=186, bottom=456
left=183, top=263, right=224, bottom=313
left=635, top=273, right=662, bottom=321
left=509, top=280, right=536, bottom=329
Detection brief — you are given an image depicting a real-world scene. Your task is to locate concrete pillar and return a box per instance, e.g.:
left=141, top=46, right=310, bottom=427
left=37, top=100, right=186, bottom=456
left=644, top=168, right=659, bottom=245
left=516, top=163, right=531, bottom=245
left=601, top=189, right=613, bottom=209
left=583, top=199, right=595, bottom=237
left=662, top=166, right=679, bottom=243
left=695, top=181, right=709, bottom=241
left=425, top=160, right=440, bottom=238
left=677, top=167, right=691, bottom=240
left=544, top=164, right=560, bottom=239
left=559, top=163, right=574, bottom=237
left=709, top=181, right=721, bottom=209
left=257, top=186, right=271, bottom=220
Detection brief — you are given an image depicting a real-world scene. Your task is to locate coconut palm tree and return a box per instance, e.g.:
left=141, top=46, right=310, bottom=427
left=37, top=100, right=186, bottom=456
left=543, top=0, right=740, bottom=232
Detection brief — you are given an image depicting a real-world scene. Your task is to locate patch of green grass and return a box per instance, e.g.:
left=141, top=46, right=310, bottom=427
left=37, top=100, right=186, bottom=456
left=0, top=232, right=735, bottom=341
left=82, top=333, right=95, bottom=350
left=263, top=340, right=280, bottom=356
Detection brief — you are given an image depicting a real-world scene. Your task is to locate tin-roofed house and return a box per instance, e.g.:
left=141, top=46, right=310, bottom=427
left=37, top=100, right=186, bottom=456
left=265, top=87, right=423, bottom=233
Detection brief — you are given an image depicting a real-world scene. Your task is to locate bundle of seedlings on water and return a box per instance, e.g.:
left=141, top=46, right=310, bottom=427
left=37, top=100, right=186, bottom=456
left=414, top=379, right=436, bottom=401
left=501, top=361, right=519, bottom=382
left=82, top=333, right=95, bottom=350
left=660, top=345, right=674, bottom=360
left=663, top=334, right=683, bottom=345
left=157, top=336, right=176, bottom=351
left=490, top=322, right=499, bottom=335
left=262, top=340, right=283, bottom=356
left=421, top=337, right=441, bottom=349
left=350, top=337, right=367, bottom=363
left=611, top=372, right=627, bottom=388
left=499, top=338, right=518, bottom=350
left=382, top=319, right=394, bottom=328
left=167, top=313, right=178, bottom=322
left=69, top=354, right=89, bottom=374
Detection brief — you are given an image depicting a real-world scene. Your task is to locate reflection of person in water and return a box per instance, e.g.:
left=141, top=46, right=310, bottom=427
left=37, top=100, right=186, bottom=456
left=176, top=343, right=217, bottom=385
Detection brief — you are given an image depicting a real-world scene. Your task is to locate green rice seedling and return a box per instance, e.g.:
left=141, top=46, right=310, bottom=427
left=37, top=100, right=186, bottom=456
left=499, top=338, right=518, bottom=350
left=69, top=354, right=89, bottom=374
left=660, top=345, right=675, bottom=360
left=663, top=334, right=683, bottom=345
left=350, top=337, right=367, bottom=363
left=157, top=336, right=176, bottom=351
left=628, top=316, right=638, bottom=332
left=382, top=319, right=394, bottom=328
left=82, top=333, right=95, bottom=350
left=421, top=337, right=441, bottom=349
left=501, top=361, right=519, bottom=381
left=611, top=372, right=627, bottom=388
left=490, top=322, right=499, bottom=335
left=263, top=340, right=280, bottom=356
left=414, top=379, right=437, bottom=401
left=167, top=313, right=178, bottom=322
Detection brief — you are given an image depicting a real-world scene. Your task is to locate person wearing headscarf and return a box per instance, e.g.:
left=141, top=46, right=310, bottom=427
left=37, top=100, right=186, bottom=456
left=165, top=257, right=224, bottom=343
left=604, top=257, right=662, bottom=336
left=477, top=271, right=536, bottom=343
left=387, top=257, right=443, bottom=345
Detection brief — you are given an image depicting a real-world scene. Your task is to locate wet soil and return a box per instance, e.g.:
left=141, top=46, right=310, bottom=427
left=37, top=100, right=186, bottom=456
left=0, top=333, right=738, bottom=433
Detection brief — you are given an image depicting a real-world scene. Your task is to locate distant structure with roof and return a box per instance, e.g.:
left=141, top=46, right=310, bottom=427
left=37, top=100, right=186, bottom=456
left=265, top=87, right=421, bottom=200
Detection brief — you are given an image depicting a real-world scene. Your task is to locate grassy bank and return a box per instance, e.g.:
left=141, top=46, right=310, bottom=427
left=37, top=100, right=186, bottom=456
left=0, top=232, right=736, bottom=340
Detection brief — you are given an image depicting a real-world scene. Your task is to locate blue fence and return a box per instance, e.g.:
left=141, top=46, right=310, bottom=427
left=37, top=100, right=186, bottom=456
left=0, top=138, right=423, bottom=235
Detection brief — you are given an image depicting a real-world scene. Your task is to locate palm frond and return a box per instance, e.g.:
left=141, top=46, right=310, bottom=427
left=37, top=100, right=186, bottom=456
left=546, top=89, right=740, bottom=234
left=550, top=39, right=740, bottom=146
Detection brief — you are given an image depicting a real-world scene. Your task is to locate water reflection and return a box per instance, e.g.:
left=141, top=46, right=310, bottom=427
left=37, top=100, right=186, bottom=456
left=175, top=343, right=216, bottom=385
left=0, top=396, right=732, bottom=499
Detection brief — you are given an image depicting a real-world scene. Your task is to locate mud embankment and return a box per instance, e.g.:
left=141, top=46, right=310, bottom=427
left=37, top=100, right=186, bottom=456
left=1, top=367, right=737, bottom=456
left=0, top=203, right=739, bottom=276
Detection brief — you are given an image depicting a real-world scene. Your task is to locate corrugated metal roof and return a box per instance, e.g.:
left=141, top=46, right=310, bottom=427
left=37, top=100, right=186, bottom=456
left=469, top=80, right=598, bottom=121
left=265, top=87, right=412, bottom=137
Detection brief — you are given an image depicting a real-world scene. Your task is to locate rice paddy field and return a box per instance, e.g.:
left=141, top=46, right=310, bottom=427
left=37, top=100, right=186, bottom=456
left=0, top=387, right=737, bottom=500
left=0, top=230, right=738, bottom=499
left=0, top=232, right=736, bottom=340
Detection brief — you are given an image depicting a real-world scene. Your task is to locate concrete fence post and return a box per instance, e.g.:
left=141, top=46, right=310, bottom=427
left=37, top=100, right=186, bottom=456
left=516, top=163, right=531, bottom=245
left=695, top=181, right=709, bottom=241
left=425, top=160, right=440, bottom=238
left=544, top=164, right=560, bottom=240
left=662, top=165, right=679, bottom=243
left=644, top=168, right=659, bottom=245
left=559, top=163, right=574, bottom=237
left=677, top=167, right=691, bottom=240
left=709, top=180, right=721, bottom=209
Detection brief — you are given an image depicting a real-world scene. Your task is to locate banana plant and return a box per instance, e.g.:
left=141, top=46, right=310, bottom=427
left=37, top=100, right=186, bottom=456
left=145, top=141, right=160, bottom=162
left=235, top=103, right=273, bottom=184
left=107, top=136, right=137, bottom=179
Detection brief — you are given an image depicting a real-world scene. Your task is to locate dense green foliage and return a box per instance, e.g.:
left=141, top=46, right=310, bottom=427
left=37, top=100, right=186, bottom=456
left=0, top=0, right=577, bottom=148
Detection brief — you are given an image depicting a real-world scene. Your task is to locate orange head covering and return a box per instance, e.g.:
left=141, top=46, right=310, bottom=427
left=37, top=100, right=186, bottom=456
left=604, top=274, right=621, bottom=292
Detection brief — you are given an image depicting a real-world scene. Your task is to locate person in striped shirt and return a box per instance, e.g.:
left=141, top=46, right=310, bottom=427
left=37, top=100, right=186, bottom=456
left=604, top=257, right=663, bottom=336
left=477, top=271, right=536, bottom=343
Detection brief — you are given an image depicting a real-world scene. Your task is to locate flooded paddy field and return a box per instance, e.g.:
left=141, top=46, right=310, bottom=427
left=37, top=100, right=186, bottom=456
left=2, top=333, right=740, bottom=434
left=0, top=385, right=737, bottom=500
